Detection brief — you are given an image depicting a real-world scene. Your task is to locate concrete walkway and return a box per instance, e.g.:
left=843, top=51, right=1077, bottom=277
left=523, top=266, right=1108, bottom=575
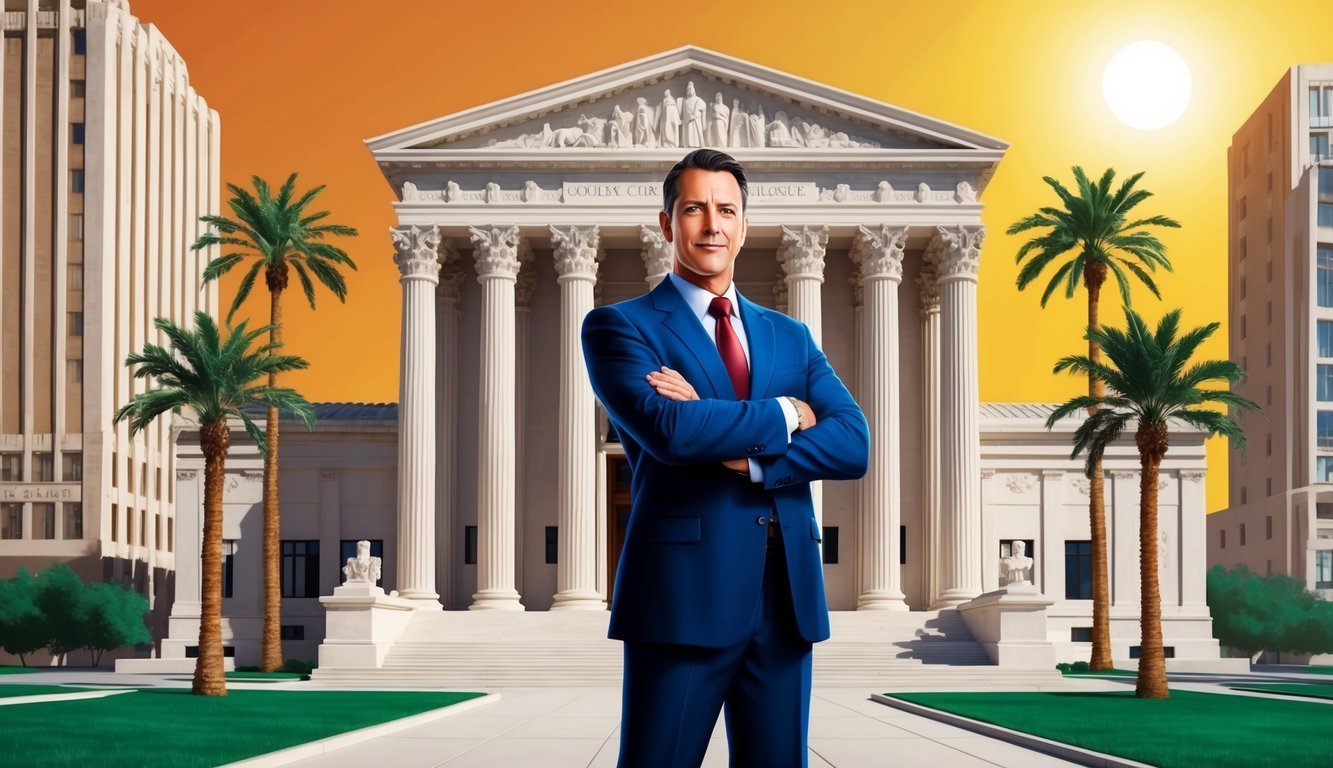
left=279, top=685, right=1093, bottom=768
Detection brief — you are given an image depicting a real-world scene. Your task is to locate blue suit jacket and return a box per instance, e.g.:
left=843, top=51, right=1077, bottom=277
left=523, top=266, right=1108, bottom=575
left=581, top=277, right=870, bottom=648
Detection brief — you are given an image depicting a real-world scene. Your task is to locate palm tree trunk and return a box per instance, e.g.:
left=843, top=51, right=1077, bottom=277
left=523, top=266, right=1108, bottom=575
left=260, top=269, right=287, bottom=673
left=1085, top=264, right=1112, bottom=670
left=1135, top=421, right=1169, bottom=699
left=195, top=419, right=230, bottom=696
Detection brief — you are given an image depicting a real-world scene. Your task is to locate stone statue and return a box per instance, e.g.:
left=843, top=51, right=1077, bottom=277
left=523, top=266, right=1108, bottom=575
left=658, top=89, right=682, bottom=148
left=633, top=97, right=656, bottom=147
left=682, top=82, right=707, bottom=147
left=445, top=180, right=461, bottom=202
left=401, top=181, right=419, bottom=201
left=610, top=104, right=633, bottom=148
left=1001, top=540, right=1034, bottom=586
left=709, top=92, right=730, bottom=147
left=746, top=106, right=766, bottom=148
left=729, top=98, right=748, bottom=147
left=342, top=539, right=382, bottom=585
left=576, top=114, right=607, bottom=147
left=767, top=111, right=798, bottom=147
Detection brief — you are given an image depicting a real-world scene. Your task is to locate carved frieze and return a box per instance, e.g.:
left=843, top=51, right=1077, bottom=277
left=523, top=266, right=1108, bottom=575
left=485, top=80, right=881, bottom=150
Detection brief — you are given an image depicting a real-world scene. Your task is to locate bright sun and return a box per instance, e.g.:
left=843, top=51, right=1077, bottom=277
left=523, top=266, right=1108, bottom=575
left=1103, top=40, right=1192, bottom=130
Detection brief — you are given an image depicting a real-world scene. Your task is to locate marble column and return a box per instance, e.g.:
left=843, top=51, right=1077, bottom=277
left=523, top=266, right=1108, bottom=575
left=1111, top=470, right=1140, bottom=608
left=1179, top=470, right=1208, bottom=607
left=918, top=249, right=944, bottom=608
left=514, top=241, right=535, bottom=594
left=852, top=224, right=909, bottom=610
left=935, top=224, right=985, bottom=606
left=551, top=225, right=605, bottom=610
left=468, top=224, right=525, bottom=610
left=391, top=225, right=442, bottom=606
left=639, top=225, right=673, bottom=289
left=434, top=247, right=464, bottom=607
left=779, top=225, right=828, bottom=530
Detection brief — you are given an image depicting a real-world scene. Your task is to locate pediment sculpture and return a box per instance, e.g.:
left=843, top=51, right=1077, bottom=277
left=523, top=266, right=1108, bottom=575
left=487, top=81, right=881, bottom=150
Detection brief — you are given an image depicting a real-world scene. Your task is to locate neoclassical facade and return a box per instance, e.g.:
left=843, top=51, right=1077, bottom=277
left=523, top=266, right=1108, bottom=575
left=148, top=47, right=1228, bottom=671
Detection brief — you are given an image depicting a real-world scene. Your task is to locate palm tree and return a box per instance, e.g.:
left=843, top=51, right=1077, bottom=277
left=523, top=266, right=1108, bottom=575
left=192, top=174, right=356, bottom=672
left=1008, top=167, right=1179, bottom=670
left=114, top=312, right=314, bottom=696
left=1046, top=308, right=1259, bottom=698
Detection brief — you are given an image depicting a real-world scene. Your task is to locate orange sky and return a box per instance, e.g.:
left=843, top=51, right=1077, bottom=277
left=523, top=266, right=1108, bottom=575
left=129, top=0, right=1333, bottom=511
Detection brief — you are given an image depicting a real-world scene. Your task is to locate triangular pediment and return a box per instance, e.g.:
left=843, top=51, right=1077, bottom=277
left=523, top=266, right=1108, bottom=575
left=367, top=47, right=1005, bottom=155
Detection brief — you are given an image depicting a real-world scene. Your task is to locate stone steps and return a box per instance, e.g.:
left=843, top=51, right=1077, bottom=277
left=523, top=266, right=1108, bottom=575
left=309, top=609, right=1061, bottom=688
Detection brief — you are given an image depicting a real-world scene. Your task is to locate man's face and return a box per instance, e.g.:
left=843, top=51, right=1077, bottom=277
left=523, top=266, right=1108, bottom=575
left=660, top=168, right=748, bottom=294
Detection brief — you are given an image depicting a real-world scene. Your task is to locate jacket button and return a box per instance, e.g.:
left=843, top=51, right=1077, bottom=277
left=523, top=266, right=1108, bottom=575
left=756, top=516, right=768, bottom=526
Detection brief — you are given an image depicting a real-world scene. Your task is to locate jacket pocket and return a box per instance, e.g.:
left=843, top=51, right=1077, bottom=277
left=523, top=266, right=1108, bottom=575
left=638, top=517, right=702, bottom=543
left=810, top=518, right=822, bottom=543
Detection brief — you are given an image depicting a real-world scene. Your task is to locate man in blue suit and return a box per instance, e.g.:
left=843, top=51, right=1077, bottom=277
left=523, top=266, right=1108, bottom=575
left=582, top=149, right=869, bottom=767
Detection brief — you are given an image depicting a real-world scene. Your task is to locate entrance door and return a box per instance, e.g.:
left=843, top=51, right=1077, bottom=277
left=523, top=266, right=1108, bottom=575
left=606, top=454, right=632, bottom=603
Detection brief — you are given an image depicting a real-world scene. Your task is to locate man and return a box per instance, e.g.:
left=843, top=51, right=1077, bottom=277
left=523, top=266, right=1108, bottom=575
left=581, top=148, right=869, bottom=767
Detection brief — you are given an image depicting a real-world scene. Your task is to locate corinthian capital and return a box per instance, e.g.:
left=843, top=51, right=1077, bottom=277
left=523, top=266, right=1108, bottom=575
left=640, top=225, right=674, bottom=284
left=778, top=225, right=828, bottom=281
left=935, top=224, right=985, bottom=279
left=551, top=225, right=602, bottom=281
left=391, top=225, right=442, bottom=280
left=852, top=224, right=908, bottom=283
left=468, top=224, right=522, bottom=279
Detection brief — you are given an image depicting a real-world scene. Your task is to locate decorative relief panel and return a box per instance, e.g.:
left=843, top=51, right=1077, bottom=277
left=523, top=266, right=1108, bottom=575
left=484, top=80, right=881, bottom=150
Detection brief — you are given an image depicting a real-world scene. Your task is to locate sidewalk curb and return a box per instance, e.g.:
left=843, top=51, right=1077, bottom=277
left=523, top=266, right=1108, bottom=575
left=221, top=692, right=501, bottom=767
left=870, top=694, right=1155, bottom=768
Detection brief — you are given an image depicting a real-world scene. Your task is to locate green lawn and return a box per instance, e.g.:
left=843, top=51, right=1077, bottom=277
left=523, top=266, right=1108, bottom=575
left=225, top=671, right=307, bottom=681
left=1234, top=683, right=1333, bottom=701
left=1301, top=665, right=1333, bottom=675
left=888, top=689, right=1333, bottom=768
left=0, top=666, right=39, bottom=675
left=1, top=687, right=485, bottom=767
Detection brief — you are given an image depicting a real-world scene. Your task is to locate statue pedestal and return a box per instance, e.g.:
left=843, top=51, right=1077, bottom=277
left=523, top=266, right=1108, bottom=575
left=318, top=582, right=419, bottom=669
left=957, top=584, right=1057, bottom=669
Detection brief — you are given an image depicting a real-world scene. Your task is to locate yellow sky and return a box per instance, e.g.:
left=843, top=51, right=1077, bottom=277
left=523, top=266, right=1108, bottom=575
left=130, top=0, right=1333, bottom=510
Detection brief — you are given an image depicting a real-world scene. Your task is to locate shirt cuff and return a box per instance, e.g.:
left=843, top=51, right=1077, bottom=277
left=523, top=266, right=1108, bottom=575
left=776, top=396, right=799, bottom=441
left=748, top=458, right=764, bottom=483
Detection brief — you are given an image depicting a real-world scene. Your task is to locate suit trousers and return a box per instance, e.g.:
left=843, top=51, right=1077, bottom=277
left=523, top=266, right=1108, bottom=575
left=618, top=531, right=814, bottom=768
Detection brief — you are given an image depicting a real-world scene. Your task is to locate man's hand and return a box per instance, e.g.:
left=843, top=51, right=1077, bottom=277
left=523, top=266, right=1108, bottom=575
left=646, top=366, right=699, bottom=401
left=786, top=397, right=817, bottom=431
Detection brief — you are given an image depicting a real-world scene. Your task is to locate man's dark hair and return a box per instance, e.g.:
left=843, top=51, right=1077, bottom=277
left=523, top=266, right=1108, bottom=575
left=662, top=148, right=748, bottom=215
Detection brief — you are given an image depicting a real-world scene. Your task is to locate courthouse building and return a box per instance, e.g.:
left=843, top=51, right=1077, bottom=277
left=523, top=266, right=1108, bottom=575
left=1209, top=64, right=1333, bottom=602
left=0, top=0, right=219, bottom=654
left=156, top=48, right=1228, bottom=675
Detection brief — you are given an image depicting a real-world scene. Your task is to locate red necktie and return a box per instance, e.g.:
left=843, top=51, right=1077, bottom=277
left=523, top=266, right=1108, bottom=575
left=708, top=296, right=749, bottom=400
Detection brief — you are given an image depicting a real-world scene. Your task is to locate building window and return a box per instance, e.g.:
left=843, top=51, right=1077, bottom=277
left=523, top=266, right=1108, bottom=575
left=1318, top=457, right=1333, bottom=481
left=1322, top=168, right=1333, bottom=198
left=280, top=540, right=320, bottom=598
left=70, top=213, right=83, bottom=240
left=900, top=525, right=907, bottom=565
left=1320, top=366, right=1333, bottom=401
left=66, top=360, right=83, bottom=385
left=167, top=519, right=174, bottom=553
left=110, top=504, right=118, bottom=542
left=1237, top=196, right=1247, bottom=220
left=72, top=30, right=86, bottom=55
left=1320, top=203, right=1333, bottom=229
left=222, top=540, right=236, bottom=598
left=823, top=526, right=839, bottom=564
left=71, top=122, right=84, bottom=145
left=1240, top=523, right=1247, bottom=546
left=0, top=453, right=20, bottom=481
left=61, top=453, right=81, bottom=481
left=62, top=503, right=82, bottom=540
left=1314, top=133, right=1331, bottom=162
left=1129, top=645, right=1175, bottom=659
left=1065, top=540, right=1092, bottom=599
left=1241, top=487, right=1247, bottom=505
left=1266, top=434, right=1272, bottom=456
left=464, top=526, right=477, bottom=565
left=1071, top=627, right=1093, bottom=643
left=338, top=539, right=383, bottom=583
left=1320, top=412, right=1333, bottom=448
left=1266, top=515, right=1274, bottom=540
left=1321, top=322, right=1333, bottom=357
left=68, top=312, right=83, bottom=337
left=139, top=509, right=147, bottom=547
left=70, top=170, right=84, bottom=194
left=1320, top=248, right=1333, bottom=308
left=544, top=526, right=558, bottom=565
left=1316, top=551, right=1333, bottom=590
left=70, top=79, right=85, bottom=98
left=33, top=504, right=55, bottom=540
left=280, top=625, right=305, bottom=641
left=33, top=453, right=54, bottom=482
left=1220, top=529, right=1227, bottom=549
left=1, top=504, right=21, bottom=539
left=68, top=264, right=83, bottom=291
left=1266, top=343, right=1272, bottom=366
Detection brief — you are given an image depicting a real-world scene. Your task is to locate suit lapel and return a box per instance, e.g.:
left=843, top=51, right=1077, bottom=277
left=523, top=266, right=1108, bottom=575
left=738, top=293, right=775, bottom=400
left=653, top=279, right=735, bottom=399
